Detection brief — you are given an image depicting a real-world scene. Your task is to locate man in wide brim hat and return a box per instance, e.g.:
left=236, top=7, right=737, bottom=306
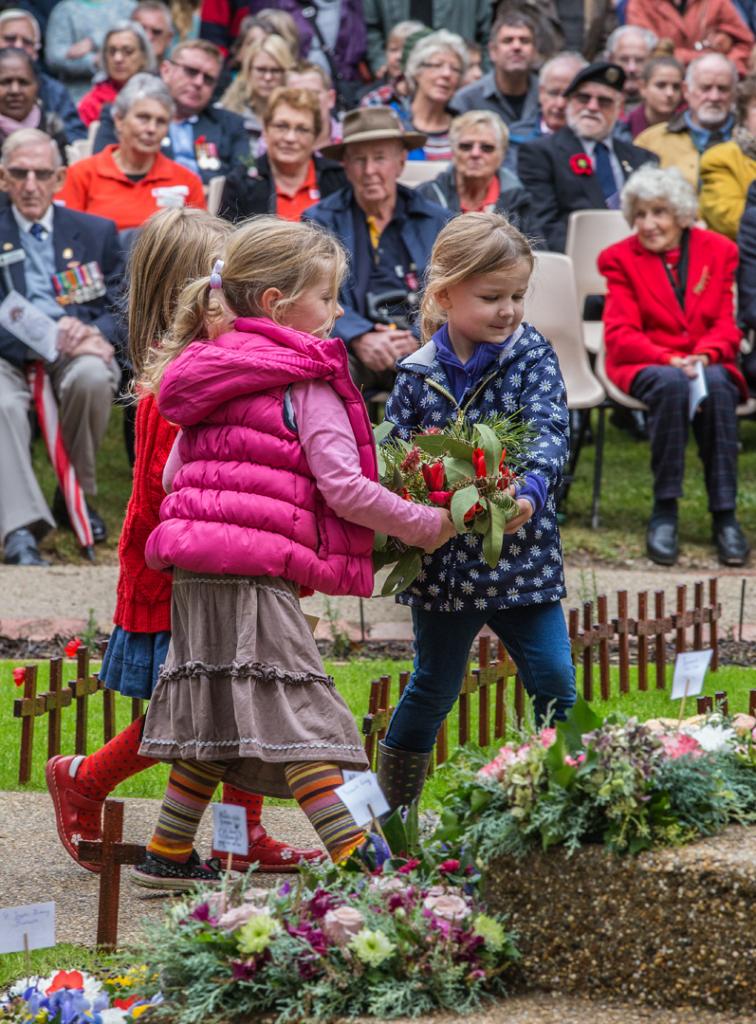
left=304, top=107, right=451, bottom=390
left=320, top=106, right=426, bottom=160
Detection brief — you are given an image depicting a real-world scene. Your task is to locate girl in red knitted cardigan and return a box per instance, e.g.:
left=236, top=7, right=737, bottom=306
left=45, top=208, right=321, bottom=880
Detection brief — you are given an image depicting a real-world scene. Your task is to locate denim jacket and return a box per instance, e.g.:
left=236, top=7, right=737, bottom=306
left=384, top=321, right=569, bottom=612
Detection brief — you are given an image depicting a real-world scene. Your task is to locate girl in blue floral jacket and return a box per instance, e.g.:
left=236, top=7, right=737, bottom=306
left=378, top=212, right=577, bottom=809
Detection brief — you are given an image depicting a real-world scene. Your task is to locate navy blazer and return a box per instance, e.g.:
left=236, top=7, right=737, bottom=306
left=0, top=204, right=123, bottom=368
left=93, top=103, right=250, bottom=183
left=304, top=184, right=452, bottom=344
left=518, top=126, right=655, bottom=252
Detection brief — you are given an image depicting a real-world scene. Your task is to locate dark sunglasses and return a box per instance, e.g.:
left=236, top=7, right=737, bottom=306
left=169, top=60, right=217, bottom=88
left=572, top=90, right=616, bottom=110
left=457, top=141, right=497, bottom=153
left=5, top=166, right=55, bottom=181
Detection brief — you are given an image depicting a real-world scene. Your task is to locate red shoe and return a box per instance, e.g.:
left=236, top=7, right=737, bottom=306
left=212, top=824, right=325, bottom=873
left=46, top=755, right=104, bottom=874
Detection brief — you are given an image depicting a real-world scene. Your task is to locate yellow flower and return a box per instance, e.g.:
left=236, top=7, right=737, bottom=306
left=237, top=913, right=280, bottom=955
left=349, top=928, right=396, bottom=967
left=472, top=914, right=507, bottom=951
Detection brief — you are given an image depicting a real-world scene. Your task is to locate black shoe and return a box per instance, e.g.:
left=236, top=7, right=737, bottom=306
left=131, top=849, right=224, bottom=892
left=647, top=519, right=678, bottom=565
left=713, top=521, right=750, bottom=566
left=52, top=488, right=107, bottom=544
left=3, top=528, right=49, bottom=566
left=376, top=740, right=431, bottom=815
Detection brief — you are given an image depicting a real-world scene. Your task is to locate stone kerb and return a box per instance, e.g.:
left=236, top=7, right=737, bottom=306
left=484, top=825, right=755, bottom=1010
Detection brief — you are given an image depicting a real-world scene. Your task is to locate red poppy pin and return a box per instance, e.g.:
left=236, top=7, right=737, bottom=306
left=569, top=153, right=593, bottom=176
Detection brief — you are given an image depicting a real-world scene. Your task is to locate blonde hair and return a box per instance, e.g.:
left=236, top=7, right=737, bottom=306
left=263, top=85, right=322, bottom=138
left=421, top=212, right=534, bottom=340
left=143, top=216, right=347, bottom=392
left=128, top=207, right=231, bottom=381
left=449, top=109, right=509, bottom=152
left=220, top=34, right=295, bottom=114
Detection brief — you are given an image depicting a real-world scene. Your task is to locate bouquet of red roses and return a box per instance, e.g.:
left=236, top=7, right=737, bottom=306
left=373, top=412, right=534, bottom=595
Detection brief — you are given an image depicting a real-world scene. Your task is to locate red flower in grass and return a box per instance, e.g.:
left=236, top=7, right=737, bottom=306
left=64, top=637, right=82, bottom=658
left=421, top=461, right=445, bottom=491
left=472, top=448, right=487, bottom=478
left=12, top=667, right=26, bottom=686
left=569, top=153, right=593, bottom=176
left=46, top=970, right=84, bottom=994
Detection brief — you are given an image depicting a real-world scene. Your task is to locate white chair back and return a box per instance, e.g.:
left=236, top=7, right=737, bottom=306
left=594, top=341, right=648, bottom=410
left=206, top=175, right=226, bottom=215
left=526, top=252, right=605, bottom=410
left=398, top=160, right=448, bottom=188
left=66, top=139, right=92, bottom=164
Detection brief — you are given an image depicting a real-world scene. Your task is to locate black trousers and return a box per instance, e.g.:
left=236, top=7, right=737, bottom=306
left=630, top=364, right=739, bottom=512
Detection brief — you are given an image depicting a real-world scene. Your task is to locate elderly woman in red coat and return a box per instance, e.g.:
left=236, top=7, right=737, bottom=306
left=598, top=165, right=749, bottom=568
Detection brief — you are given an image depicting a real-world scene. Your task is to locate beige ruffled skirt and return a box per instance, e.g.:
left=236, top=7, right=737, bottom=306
left=139, top=570, right=368, bottom=797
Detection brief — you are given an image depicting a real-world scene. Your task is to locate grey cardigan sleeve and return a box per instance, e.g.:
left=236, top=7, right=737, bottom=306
left=44, top=3, right=98, bottom=76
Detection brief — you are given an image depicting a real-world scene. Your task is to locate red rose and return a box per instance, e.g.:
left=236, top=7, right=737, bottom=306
left=569, top=153, right=593, bottom=176
left=428, top=490, right=453, bottom=507
left=472, top=448, right=487, bottom=478
left=64, top=637, right=82, bottom=658
left=421, top=460, right=445, bottom=491
left=12, top=667, right=25, bottom=687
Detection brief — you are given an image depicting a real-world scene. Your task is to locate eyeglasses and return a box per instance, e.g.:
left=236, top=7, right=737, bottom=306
left=268, top=121, right=314, bottom=137
left=169, top=60, right=218, bottom=87
left=572, top=90, right=617, bottom=110
left=419, top=60, right=463, bottom=76
left=140, top=24, right=169, bottom=37
left=1, top=33, right=36, bottom=47
left=5, top=166, right=55, bottom=181
left=253, top=64, right=284, bottom=78
left=457, top=141, right=497, bottom=153
left=106, top=45, right=138, bottom=57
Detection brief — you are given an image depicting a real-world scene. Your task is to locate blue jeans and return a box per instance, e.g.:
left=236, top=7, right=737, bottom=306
left=385, top=601, right=576, bottom=753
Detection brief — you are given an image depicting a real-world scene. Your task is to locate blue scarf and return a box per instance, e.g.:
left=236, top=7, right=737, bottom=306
left=432, top=322, right=512, bottom=403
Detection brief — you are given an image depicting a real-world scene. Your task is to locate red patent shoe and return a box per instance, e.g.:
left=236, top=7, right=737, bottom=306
left=212, top=824, right=325, bottom=873
left=46, top=755, right=104, bottom=874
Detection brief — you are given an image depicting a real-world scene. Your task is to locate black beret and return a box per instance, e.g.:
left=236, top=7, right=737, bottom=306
left=563, top=61, right=626, bottom=97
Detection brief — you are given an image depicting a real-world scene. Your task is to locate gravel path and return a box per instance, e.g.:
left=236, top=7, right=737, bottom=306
left=1, top=792, right=754, bottom=1024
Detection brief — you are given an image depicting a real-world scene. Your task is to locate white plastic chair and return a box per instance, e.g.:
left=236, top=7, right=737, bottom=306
left=206, top=175, right=226, bottom=215
left=565, top=209, right=632, bottom=355
left=527, top=251, right=607, bottom=526
left=66, top=139, right=92, bottom=164
left=398, top=160, right=448, bottom=188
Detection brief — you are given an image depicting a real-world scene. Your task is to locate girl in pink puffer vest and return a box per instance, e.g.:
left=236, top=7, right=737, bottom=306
left=131, top=217, right=456, bottom=889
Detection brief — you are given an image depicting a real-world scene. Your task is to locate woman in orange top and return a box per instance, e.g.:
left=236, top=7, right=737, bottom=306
left=58, top=73, right=205, bottom=230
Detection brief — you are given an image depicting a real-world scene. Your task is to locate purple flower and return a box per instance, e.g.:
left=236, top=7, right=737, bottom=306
left=307, top=889, right=337, bottom=919
left=190, top=902, right=212, bottom=922
left=231, top=958, right=259, bottom=980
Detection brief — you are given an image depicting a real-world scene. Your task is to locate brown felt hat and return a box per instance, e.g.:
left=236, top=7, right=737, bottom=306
left=321, top=106, right=426, bottom=161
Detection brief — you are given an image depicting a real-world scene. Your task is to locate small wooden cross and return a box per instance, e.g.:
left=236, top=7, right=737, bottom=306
left=78, top=799, right=145, bottom=948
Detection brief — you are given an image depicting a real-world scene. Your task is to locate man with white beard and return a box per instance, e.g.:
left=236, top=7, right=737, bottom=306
left=634, top=53, right=737, bottom=190
left=518, top=61, right=655, bottom=252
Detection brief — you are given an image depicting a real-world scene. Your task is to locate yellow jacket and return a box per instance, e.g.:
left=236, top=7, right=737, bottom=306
left=634, top=118, right=699, bottom=190
left=699, top=140, right=756, bottom=240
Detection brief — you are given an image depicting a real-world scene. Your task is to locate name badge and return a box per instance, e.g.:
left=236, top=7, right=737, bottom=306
left=152, top=185, right=190, bottom=209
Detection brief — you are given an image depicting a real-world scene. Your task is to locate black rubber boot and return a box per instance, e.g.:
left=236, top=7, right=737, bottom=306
left=377, top=740, right=431, bottom=813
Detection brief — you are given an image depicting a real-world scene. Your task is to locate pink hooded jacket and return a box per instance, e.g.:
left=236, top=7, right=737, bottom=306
left=145, top=317, right=379, bottom=596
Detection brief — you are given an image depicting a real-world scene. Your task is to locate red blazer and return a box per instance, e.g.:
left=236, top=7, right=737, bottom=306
left=113, top=394, right=177, bottom=633
left=598, top=227, right=747, bottom=399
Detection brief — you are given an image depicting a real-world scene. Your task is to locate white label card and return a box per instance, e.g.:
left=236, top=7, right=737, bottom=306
left=334, top=771, right=389, bottom=827
left=671, top=649, right=713, bottom=700
left=212, top=803, right=249, bottom=856
left=0, top=901, right=55, bottom=954
left=0, top=290, right=58, bottom=362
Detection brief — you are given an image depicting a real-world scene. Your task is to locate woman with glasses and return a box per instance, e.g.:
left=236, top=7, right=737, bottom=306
left=219, top=34, right=295, bottom=151
left=398, top=30, right=467, bottom=161
left=58, top=73, right=205, bottom=229
left=0, top=48, right=70, bottom=161
left=78, top=21, right=156, bottom=126
left=219, top=85, right=345, bottom=222
left=44, top=0, right=137, bottom=102
left=417, top=110, right=535, bottom=235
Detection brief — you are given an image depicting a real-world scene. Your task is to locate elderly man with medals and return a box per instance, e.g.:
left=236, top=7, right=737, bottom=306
left=0, top=128, right=122, bottom=566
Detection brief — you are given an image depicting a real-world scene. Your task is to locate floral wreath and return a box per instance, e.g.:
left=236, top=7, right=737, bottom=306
left=569, top=152, right=593, bottom=176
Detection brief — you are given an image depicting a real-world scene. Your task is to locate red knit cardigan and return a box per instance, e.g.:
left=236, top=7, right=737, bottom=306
left=113, top=394, right=177, bottom=632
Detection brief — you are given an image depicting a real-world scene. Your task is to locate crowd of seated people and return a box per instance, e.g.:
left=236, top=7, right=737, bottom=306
left=1, top=0, right=755, bottom=569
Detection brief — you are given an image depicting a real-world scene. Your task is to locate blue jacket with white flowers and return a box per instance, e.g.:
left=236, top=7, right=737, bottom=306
left=384, top=321, right=569, bottom=613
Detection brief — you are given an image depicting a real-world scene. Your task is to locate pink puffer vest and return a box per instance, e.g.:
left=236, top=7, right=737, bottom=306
left=145, top=317, right=377, bottom=597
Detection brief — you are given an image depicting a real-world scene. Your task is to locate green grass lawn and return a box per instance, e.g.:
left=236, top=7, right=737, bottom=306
left=32, top=407, right=756, bottom=566
left=2, top=657, right=754, bottom=802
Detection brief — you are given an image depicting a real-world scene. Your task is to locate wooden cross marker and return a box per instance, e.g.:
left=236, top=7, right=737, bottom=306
left=78, top=799, right=145, bottom=949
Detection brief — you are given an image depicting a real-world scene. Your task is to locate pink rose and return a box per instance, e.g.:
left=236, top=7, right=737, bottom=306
left=423, top=892, right=470, bottom=922
left=660, top=732, right=704, bottom=759
left=217, top=903, right=263, bottom=931
left=322, top=906, right=365, bottom=946
left=370, top=876, right=406, bottom=895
